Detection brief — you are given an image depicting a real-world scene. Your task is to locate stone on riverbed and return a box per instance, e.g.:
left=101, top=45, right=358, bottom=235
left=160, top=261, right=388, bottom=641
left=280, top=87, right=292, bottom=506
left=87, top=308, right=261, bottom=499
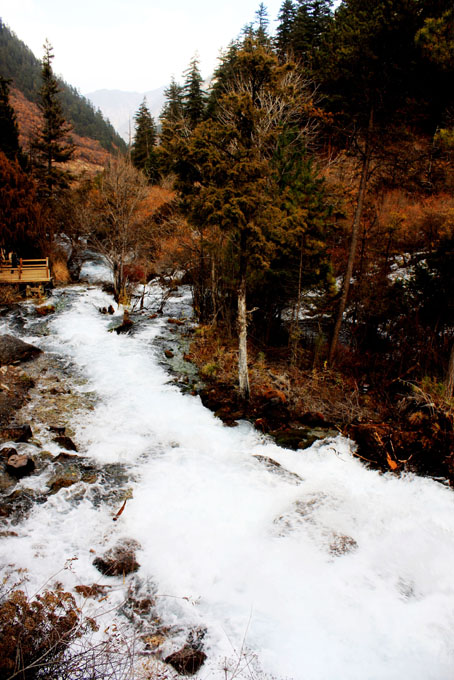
left=5, top=452, right=36, bottom=479
left=93, top=539, right=141, bottom=576
left=0, top=424, right=33, bottom=443
left=54, top=435, right=78, bottom=452
left=164, top=646, right=207, bottom=675
left=0, top=334, right=42, bottom=366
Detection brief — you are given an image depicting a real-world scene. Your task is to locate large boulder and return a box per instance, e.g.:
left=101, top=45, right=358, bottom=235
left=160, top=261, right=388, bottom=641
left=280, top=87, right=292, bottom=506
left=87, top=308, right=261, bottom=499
left=0, top=335, right=41, bottom=366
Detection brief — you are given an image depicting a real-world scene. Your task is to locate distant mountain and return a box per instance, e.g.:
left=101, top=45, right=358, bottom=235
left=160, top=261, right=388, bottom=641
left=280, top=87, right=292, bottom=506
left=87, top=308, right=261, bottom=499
left=86, top=87, right=167, bottom=142
left=0, top=20, right=126, bottom=155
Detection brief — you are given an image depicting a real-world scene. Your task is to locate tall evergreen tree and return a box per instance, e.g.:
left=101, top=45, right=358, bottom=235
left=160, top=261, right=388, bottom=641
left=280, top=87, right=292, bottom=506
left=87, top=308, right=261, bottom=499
left=131, top=98, right=159, bottom=183
left=291, top=0, right=333, bottom=61
left=182, top=55, right=206, bottom=128
left=160, top=77, right=184, bottom=125
left=275, top=0, right=298, bottom=57
left=254, top=3, right=271, bottom=45
left=177, top=41, right=322, bottom=399
left=0, top=76, right=22, bottom=163
left=33, top=40, right=74, bottom=197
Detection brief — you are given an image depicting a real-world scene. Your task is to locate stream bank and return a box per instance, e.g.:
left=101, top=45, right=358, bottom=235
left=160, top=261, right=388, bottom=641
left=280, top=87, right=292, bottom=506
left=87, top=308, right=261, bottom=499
left=1, top=275, right=454, bottom=680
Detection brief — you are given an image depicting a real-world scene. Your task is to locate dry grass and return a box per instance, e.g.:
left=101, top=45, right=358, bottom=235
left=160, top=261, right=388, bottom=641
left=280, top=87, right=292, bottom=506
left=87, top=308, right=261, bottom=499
left=189, top=325, right=379, bottom=425
left=0, top=285, right=21, bottom=304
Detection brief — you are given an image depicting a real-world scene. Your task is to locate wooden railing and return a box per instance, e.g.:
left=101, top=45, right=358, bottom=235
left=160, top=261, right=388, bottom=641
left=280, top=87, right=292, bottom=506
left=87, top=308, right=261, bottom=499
left=0, top=258, right=52, bottom=284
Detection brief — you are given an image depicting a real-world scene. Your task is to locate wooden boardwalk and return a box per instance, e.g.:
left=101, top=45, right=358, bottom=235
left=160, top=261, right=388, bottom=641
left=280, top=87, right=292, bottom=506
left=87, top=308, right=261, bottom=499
left=0, top=258, right=52, bottom=285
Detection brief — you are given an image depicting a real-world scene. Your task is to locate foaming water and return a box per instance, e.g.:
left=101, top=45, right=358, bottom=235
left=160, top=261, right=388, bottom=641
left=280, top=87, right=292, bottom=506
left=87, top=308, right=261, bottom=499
left=1, top=283, right=454, bottom=679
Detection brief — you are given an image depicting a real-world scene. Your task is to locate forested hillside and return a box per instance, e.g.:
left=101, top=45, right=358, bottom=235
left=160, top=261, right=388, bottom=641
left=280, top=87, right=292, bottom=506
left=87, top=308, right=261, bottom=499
left=0, top=20, right=126, bottom=154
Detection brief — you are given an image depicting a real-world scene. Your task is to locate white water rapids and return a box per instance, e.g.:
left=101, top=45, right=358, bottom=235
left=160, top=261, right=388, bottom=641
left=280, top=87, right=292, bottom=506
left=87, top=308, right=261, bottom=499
left=1, top=266, right=454, bottom=679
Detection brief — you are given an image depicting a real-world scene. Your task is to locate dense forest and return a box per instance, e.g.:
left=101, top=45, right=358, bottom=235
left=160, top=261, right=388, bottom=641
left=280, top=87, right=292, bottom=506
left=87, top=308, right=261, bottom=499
left=0, top=19, right=126, bottom=153
left=1, top=0, right=454, bottom=480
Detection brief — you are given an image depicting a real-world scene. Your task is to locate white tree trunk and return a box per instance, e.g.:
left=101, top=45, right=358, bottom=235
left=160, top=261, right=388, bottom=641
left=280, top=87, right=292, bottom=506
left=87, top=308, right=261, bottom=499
left=238, top=272, right=250, bottom=401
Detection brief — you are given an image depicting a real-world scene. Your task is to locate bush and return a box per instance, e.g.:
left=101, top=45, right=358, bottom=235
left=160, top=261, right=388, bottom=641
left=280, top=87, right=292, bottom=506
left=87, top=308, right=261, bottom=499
left=0, top=585, right=97, bottom=679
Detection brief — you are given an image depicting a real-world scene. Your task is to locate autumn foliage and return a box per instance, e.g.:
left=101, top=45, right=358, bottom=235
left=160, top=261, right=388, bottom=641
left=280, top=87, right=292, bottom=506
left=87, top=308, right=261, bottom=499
left=0, top=150, right=46, bottom=255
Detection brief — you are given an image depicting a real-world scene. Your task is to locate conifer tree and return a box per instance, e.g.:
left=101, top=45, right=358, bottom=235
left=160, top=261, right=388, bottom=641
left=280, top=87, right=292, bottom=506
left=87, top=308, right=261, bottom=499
left=275, top=0, right=298, bottom=57
left=254, top=3, right=271, bottom=45
left=33, top=40, right=74, bottom=197
left=177, top=41, right=321, bottom=399
left=182, top=55, right=205, bottom=128
left=160, top=77, right=184, bottom=126
left=0, top=76, right=22, bottom=163
left=291, top=0, right=333, bottom=61
left=131, top=98, right=159, bottom=183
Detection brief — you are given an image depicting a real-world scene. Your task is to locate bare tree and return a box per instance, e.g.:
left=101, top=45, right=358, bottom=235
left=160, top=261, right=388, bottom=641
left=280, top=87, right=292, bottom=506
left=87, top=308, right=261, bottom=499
left=90, top=156, right=151, bottom=303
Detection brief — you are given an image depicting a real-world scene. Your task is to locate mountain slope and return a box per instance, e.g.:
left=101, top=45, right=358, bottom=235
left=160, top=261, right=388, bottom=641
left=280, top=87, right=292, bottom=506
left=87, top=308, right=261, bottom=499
left=86, top=87, right=167, bottom=142
left=0, top=20, right=126, bottom=155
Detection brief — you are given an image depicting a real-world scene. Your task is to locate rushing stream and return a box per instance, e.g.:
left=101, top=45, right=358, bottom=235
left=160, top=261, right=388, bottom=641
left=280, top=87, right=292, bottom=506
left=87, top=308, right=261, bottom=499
left=1, top=263, right=454, bottom=680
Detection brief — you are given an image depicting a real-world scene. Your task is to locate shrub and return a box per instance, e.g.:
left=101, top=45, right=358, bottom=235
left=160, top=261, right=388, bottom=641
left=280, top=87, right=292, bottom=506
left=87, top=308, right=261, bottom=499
left=0, top=585, right=97, bottom=679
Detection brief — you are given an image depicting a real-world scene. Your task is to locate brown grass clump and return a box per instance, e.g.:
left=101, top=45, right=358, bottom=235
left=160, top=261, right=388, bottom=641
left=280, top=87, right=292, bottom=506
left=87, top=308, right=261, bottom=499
left=51, top=259, right=70, bottom=285
left=0, top=285, right=21, bottom=305
left=0, top=585, right=98, bottom=679
left=189, top=326, right=379, bottom=425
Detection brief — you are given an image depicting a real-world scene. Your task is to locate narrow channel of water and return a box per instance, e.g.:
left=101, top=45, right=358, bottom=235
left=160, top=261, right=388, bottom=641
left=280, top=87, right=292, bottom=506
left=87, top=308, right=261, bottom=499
left=1, top=269, right=454, bottom=679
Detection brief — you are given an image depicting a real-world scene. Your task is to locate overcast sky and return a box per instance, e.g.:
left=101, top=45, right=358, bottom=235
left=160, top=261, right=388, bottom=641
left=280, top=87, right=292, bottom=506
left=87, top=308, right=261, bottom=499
left=2, top=0, right=287, bottom=94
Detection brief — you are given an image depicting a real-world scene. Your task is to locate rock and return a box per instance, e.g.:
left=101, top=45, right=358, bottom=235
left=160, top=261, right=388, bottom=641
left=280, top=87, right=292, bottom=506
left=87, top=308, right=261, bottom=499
left=164, top=349, right=174, bottom=359
left=5, top=453, right=36, bottom=479
left=1, top=446, right=18, bottom=460
left=93, top=539, right=141, bottom=576
left=35, top=305, right=55, bottom=316
left=164, top=647, right=207, bottom=676
left=54, top=435, right=78, bottom=452
left=48, top=425, right=66, bottom=435
left=0, top=424, right=33, bottom=444
left=0, top=334, right=42, bottom=366
left=48, top=471, right=80, bottom=494
left=253, top=455, right=303, bottom=484
left=300, top=411, right=330, bottom=427
left=0, top=488, right=47, bottom=521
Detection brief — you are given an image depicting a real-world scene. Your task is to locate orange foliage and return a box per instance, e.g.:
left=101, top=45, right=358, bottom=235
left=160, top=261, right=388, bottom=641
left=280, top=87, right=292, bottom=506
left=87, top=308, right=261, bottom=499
left=10, top=88, right=111, bottom=175
left=376, top=190, right=454, bottom=252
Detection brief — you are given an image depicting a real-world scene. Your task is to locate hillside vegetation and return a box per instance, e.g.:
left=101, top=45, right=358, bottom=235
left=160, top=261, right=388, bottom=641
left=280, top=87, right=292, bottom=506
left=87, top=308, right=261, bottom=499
left=0, top=20, right=126, bottom=154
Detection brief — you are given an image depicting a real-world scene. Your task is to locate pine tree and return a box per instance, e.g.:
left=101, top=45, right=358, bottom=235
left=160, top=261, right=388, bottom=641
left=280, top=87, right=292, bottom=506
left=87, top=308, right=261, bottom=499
left=131, top=98, right=159, bottom=183
left=275, top=0, right=298, bottom=57
left=254, top=3, right=271, bottom=45
left=182, top=55, right=205, bottom=128
left=177, top=42, right=321, bottom=399
left=0, top=76, right=22, bottom=163
left=33, top=40, right=74, bottom=197
left=160, top=77, right=184, bottom=126
left=291, top=0, right=333, bottom=61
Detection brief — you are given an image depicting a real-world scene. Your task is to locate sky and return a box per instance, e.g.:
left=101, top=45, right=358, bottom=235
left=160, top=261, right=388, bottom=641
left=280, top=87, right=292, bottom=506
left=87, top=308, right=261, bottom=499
left=2, top=0, right=287, bottom=95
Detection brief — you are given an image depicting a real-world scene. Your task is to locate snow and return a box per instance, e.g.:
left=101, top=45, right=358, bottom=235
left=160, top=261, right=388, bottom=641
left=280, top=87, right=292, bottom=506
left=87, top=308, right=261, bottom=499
left=1, top=274, right=454, bottom=679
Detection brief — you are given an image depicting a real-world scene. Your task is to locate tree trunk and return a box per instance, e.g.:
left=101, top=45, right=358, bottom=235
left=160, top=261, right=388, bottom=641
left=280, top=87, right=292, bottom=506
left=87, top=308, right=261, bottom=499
left=445, top=341, right=454, bottom=398
left=237, top=232, right=250, bottom=401
left=290, top=239, right=304, bottom=366
left=328, top=108, right=374, bottom=365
